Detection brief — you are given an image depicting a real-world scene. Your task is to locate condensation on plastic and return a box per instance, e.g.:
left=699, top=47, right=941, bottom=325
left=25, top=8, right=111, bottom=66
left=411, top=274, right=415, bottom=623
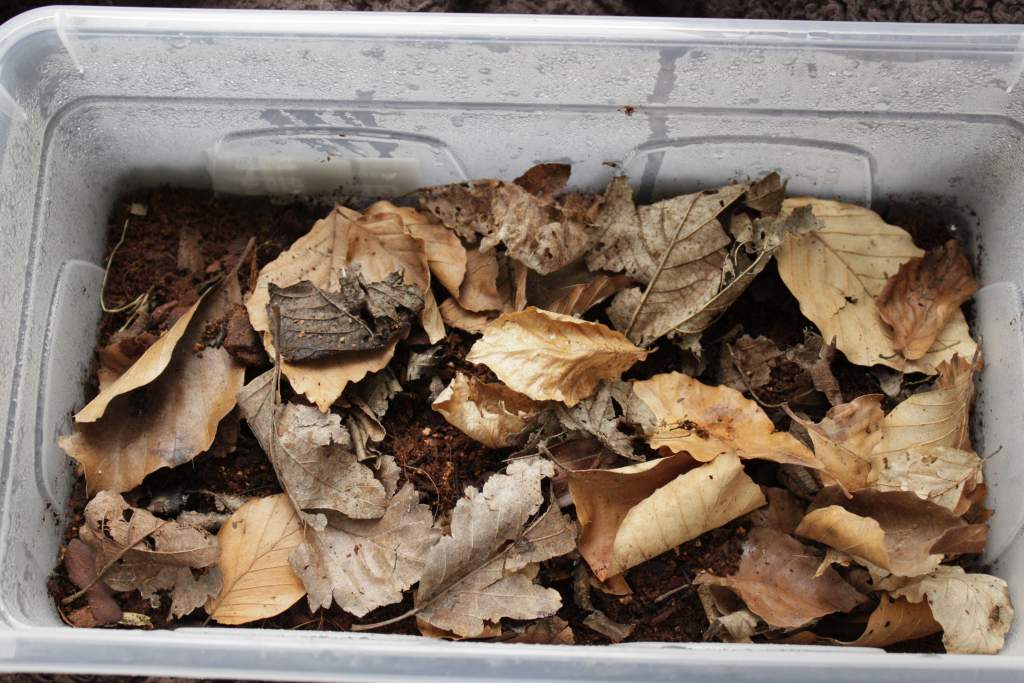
left=1, top=6, right=1024, bottom=681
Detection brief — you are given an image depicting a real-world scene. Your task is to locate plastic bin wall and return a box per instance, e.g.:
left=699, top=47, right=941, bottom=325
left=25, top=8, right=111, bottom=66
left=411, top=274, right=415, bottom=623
left=0, top=7, right=1023, bottom=681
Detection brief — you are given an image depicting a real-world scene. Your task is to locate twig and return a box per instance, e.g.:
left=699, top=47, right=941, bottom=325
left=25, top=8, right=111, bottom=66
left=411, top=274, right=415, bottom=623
left=653, top=580, right=693, bottom=604
left=62, top=522, right=169, bottom=606
left=624, top=197, right=700, bottom=337
left=100, top=217, right=149, bottom=315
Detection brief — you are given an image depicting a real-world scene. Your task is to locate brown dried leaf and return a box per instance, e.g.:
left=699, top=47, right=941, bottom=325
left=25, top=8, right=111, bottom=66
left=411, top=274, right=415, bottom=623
left=414, top=459, right=576, bottom=637
left=456, top=247, right=511, bottom=313
left=696, top=527, right=864, bottom=629
left=572, top=452, right=764, bottom=580
left=872, top=446, right=983, bottom=512
left=79, top=492, right=219, bottom=607
left=432, top=372, right=545, bottom=448
left=290, top=484, right=439, bottom=617
left=438, top=297, right=493, bottom=334
left=60, top=277, right=244, bottom=493
left=268, top=270, right=422, bottom=362
left=466, top=307, right=647, bottom=406
left=743, top=171, right=786, bottom=215
left=877, top=240, right=978, bottom=361
left=420, top=165, right=598, bottom=275
left=583, top=611, right=636, bottom=643
left=724, top=335, right=784, bottom=391
left=206, top=494, right=305, bottom=625
left=525, top=261, right=632, bottom=317
left=504, top=616, right=575, bottom=644
left=849, top=594, right=941, bottom=648
left=698, top=585, right=762, bottom=643
left=748, top=487, right=806, bottom=535
left=237, top=370, right=388, bottom=522
left=63, top=538, right=122, bottom=626
left=792, top=395, right=884, bottom=493
left=514, top=162, right=571, bottom=200
left=555, top=382, right=638, bottom=461
left=785, top=331, right=843, bottom=406
left=776, top=198, right=976, bottom=373
left=890, top=566, right=1013, bottom=654
left=874, top=354, right=976, bottom=460
left=589, top=177, right=746, bottom=345
left=795, top=488, right=987, bottom=577
left=632, top=372, right=822, bottom=468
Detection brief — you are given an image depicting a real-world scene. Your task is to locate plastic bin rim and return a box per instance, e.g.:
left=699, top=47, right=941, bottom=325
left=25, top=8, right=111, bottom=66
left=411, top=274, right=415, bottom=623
left=2, top=5, right=1024, bottom=55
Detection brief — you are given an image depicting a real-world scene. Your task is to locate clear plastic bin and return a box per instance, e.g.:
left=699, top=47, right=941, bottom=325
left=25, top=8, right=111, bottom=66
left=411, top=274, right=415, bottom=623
left=1, top=6, right=1024, bottom=680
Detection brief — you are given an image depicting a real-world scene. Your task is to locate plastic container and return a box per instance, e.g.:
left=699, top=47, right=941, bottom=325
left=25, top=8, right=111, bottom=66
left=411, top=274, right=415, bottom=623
left=1, top=5, right=1024, bottom=680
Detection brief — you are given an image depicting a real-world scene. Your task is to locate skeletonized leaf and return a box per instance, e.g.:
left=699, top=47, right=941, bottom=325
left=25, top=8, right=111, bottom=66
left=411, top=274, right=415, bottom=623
left=268, top=270, right=422, bottom=362
left=632, top=372, right=822, bottom=468
left=872, top=446, right=983, bottom=512
left=890, top=566, right=1013, bottom=654
left=432, top=372, right=545, bottom=448
left=589, top=177, right=747, bottom=345
left=420, top=165, right=599, bottom=275
left=414, top=458, right=576, bottom=637
left=60, top=277, right=245, bottom=494
left=237, top=371, right=388, bottom=522
left=873, top=355, right=976, bottom=460
left=466, top=307, right=647, bottom=406
left=79, top=492, right=219, bottom=606
left=573, top=453, right=764, bottom=580
left=695, top=527, right=864, bottom=629
left=876, top=239, right=978, bottom=361
left=795, top=488, right=987, bottom=577
left=206, top=494, right=306, bottom=625
left=776, top=198, right=976, bottom=373
left=790, top=395, right=884, bottom=493
left=290, top=483, right=439, bottom=617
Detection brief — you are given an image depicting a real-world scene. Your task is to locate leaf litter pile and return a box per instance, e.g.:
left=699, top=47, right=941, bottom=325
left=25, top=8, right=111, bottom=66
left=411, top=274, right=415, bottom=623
left=51, top=165, right=1014, bottom=653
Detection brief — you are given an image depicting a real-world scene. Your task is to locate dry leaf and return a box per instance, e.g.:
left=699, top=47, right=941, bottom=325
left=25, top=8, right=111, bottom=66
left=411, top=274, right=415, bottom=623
left=61, top=277, right=244, bottom=494
left=583, top=611, right=636, bottom=642
left=524, top=261, right=632, bottom=317
left=366, top=201, right=466, bottom=298
left=290, top=483, right=439, bottom=617
left=504, top=616, right=575, bottom=644
left=514, top=162, right=571, bottom=199
left=267, top=269, right=422, bottom=362
left=414, top=458, right=576, bottom=637
left=432, top=372, right=545, bottom=448
left=632, top=372, right=822, bottom=468
left=169, top=569, right=222, bottom=619
left=466, top=307, right=647, bottom=406
left=872, top=446, right=983, bottom=512
left=848, top=594, right=941, bottom=648
left=237, top=370, right=388, bottom=522
left=723, top=335, right=783, bottom=392
left=698, top=585, right=762, bottom=643
left=890, top=566, right=1013, bottom=654
left=206, top=494, right=305, bottom=624
left=420, top=165, right=598, bottom=275
left=696, top=527, right=864, bottom=628
left=744, top=171, right=786, bottom=215
left=776, top=198, right=976, bottom=373
left=791, top=395, right=884, bottom=493
left=439, top=297, right=493, bottom=334
left=456, top=247, right=509, bottom=313
left=63, top=538, right=122, bottom=626
left=572, top=452, right=764, bottom=580
left=80, top=492, right=219, bottom=607
left=589, top=177, right=746, bottom=345
left=877, top=240, right=978, bottom=360
left=795, top=488, right=987, bottom=577
left=748, top=487, right=806, bottom=535
left=555, top=382, right=638, bottom=461
left=785, top=331, right=843, bottom=406
left=873, top=355, right=976, bottom=460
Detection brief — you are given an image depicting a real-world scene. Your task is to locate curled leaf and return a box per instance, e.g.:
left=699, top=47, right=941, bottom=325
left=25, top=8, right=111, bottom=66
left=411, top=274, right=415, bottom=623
left=890, top=566, right=1013, bottom=654
left=466, top=307, right=647, bottom=406
left=632, top=372, right=822, bottom=468
left=791, top=395, right=884, bottom=493
left=776, top=198, right=976, bottom=373
left=795, top=488, right=987, bottom=577
left=695, top=527, right=864, bottom=629
left=439, top=297, right=493, bottom=334
left=572, top=452, right=764, bottom=580
left=876, top=239, right=978, bottom=361
left=206, top=494, right=305, bottom=625
left=432, top=372, right=545, bottom=448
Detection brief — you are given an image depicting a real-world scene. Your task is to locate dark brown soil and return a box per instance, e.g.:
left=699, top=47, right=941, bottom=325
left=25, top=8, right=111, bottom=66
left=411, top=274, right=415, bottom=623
left=49, top=187, right=972, bottom=655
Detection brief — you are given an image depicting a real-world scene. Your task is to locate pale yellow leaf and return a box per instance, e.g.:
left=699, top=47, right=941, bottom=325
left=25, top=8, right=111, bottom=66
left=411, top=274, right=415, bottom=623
left=432, top=372, right=545, bottom=448
left=776, top=197, right=976, bottom=373
left=632, top=372, right=821, bottom=468
left=206, top=494, right=305, bottom=625
left=366, top=201, right=466, bottom=297
left=891, top=566, right=1013, bottom=654
left=872, top=446, right=982, bottom=512
left=439, top=297, right=493, bottom=334
left=466, top=307, right=647, bottom=406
